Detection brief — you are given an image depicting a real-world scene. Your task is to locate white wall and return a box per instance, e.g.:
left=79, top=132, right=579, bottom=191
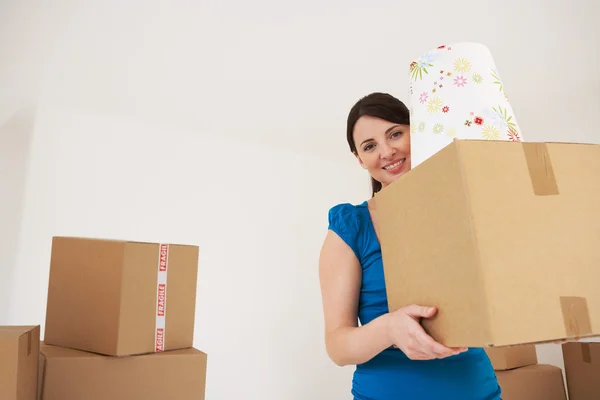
left=0, top=107, right=36, bottom=323
left=8, top=106, right=367, bottom=398
left=1, top=0, right=599, bottom=399
left=2, top=0, right=599, bottom=156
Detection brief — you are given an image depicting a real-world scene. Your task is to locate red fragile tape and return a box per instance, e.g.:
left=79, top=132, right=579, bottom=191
left=155, top=243, right=169, bottom=352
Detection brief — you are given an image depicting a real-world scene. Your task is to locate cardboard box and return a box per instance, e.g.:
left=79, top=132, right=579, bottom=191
left=44, top=236, right=199, bottom=356
left=37, top=343, right=207, bottom=400
left=485, top=344, right=538, bottom=370
left=374, top=139, right=600, bottom=347
left=496, top=364, right=566, bottom=400
left=0, top=326, right=40, bottom=400
left=562, top=342, right=600, bottom=399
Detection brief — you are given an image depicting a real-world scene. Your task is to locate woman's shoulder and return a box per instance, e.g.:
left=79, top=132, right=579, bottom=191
left=327, top=200, right=370, bottom=252
left=328, top=200, right=368, bottom=227
left=329, top=201, right=371, bottom=260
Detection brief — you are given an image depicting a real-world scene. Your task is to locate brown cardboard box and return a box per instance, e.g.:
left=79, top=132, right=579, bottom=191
left=496, top=364, right=566, bottom=400
left=485, top=344, right=538, bottom=370
left=374, top=139, right=600, bottom=347
left=0, top=326, right=40, bottom=400
left=44, top=236, right=199, bottom=356
left=37, top=343, right=207, bottom=400
left=562, top=342, right=600, bottom=399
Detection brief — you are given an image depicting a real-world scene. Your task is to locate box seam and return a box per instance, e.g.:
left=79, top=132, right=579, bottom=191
left=115, top=243, right=127, bottom=356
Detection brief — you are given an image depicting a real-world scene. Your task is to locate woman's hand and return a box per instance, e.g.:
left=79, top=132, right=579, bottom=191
left=385, top=305, right=468, bottom=360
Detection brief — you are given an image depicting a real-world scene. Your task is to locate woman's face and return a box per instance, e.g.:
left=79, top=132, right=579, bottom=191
left=352, top=115, right=411, bottom=188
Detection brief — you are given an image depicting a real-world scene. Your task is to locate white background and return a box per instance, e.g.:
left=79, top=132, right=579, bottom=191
left=1, top=0, right=599, bottom=398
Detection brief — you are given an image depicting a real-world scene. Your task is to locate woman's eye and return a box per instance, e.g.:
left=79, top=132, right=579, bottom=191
left=391, top=131, right=403, bottom=138
left=364, top=144, right=375, bottom=151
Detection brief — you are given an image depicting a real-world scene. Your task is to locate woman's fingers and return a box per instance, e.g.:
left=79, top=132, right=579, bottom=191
left=412, top=328, right=458, bottom=358
left=391, top=304, right=471, bottom=361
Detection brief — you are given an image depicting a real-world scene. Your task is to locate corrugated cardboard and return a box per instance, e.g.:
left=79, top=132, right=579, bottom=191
left=374, top=139, right=600, bottom=347
left=44, top=236, right=199, bottom=356
left=37, top=343, right=207, bottom=400
left=495, top=364, right=566, bottom=400
left=485, top=344, right=538, bottom=370
left=562, top=342, right=600, bottom=399
left=0, top=326, right=40, bottom=400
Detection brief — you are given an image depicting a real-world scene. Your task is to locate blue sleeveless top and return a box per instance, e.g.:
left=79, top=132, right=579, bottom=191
left=328, top=201, right=502, bottom=400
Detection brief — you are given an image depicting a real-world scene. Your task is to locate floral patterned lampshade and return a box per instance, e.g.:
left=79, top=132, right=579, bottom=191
left=408, top=42, right=523, bottom=168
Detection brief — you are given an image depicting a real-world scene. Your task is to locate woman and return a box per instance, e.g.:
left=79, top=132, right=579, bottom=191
left=318, top=92, right=502, bottom=399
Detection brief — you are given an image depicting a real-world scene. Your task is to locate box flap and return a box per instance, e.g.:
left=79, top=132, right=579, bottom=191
left=0, top=326, right=39, bottom=337
left=40, top=343, right=203, bottom=359
left=52, top=236, right=198, bottom=247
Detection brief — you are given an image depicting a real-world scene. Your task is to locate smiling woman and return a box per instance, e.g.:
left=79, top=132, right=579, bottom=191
left=318, top=92, right=502, bottom=400
left=345, top=93, right=412, bottom=197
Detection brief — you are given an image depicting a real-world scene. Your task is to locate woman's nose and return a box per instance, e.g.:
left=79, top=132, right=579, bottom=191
left=379, top=143, right=396, bottom=159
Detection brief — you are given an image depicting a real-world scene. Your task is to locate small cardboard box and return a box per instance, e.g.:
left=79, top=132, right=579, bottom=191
left=37, top=343, right=207, bottom=400
left=562, top=342, right=600, bottom=399
left=44, top=236, right=199, bottom=356
left=495, top=364, right=566, bottom=400
left=374, top=139, right=600, bottom=347
left=0, top=326, right=40, bottom=400
left=485, top=344, right=538, bottom=370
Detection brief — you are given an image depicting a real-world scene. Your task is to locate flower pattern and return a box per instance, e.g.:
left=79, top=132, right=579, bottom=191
left=453, top=76, right=468, bottom=87
left=426, top=97, right=443, bottom=114
left=482, top=124, right=500, bottom=140
left=433, top=123, right=444, bottom=134
left=408, top=43, right=523, bottom=145
left=454, top=58, right=472, bottom=73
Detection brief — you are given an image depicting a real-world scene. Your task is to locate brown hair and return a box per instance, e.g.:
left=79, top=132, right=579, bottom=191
left=346, top=92, right=410, bottom=197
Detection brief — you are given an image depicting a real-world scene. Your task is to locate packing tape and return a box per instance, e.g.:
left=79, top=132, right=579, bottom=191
left=581, top=343, right=592, bottom=363
left=560, top=296, right=592, bottom=337
left=155, top=243, right=169, bottom=352
left=522, top=142, right=559, bottom=196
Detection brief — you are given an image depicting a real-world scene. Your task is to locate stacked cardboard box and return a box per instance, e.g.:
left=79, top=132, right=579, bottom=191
left=562, top=342, right=600, bottom=399
left=0, top=326, right=40, bottom=400
left=374, top=139, right=600, bottom=347
left=495, top=363, right=567, bottom=400
left=485, top=344, right=537, bottom=371
left=485, top=345, right=567, bottom=399
left=36, top=236, right=207, bottom=399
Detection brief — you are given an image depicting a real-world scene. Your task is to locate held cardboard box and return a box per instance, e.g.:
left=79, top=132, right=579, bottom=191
left=485, top=344, right=538, bottom=370
left=37, top=343, right=207, bottom=400
left=0, top=326, right=40, bottom=400
left=562, top=342, right=600, bottom=399
left=495, top=364, right=566, bottom=400
left=374, top=139, right=600, bottom=347
left=44, top=236, right=199, bottom=356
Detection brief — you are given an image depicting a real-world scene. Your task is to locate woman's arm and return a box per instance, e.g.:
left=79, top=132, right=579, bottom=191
left=318, top=230, right=393, bottom=366
left=318, top=230, right=466, bottom=366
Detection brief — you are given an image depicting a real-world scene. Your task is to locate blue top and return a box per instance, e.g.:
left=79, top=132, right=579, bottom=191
left=328, top=201, right=502, bottom=400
